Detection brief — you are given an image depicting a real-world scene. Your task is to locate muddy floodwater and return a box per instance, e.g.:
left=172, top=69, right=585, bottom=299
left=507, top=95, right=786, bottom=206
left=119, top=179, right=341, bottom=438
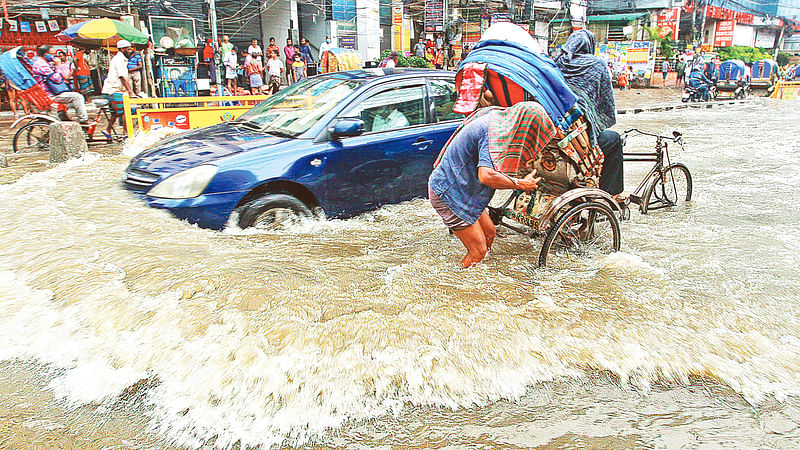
left=1, top=98, right=800, bottom=449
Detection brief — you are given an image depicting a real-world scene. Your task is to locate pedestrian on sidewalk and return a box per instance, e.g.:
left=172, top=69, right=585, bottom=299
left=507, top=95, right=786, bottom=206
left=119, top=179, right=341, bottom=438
left=0, top=69, right=30, bottom=117
left=675, top=56, right=685, bottom=87
left=291, top=53, right=306, bottom=83
left=248, top=39, right=263, bottom=63
left=319, top=36, right=332, bottom=61
left=266, top=51, right=283, bottom=94
left=299, top=37, right=315, bottom=76
left=661, top=59, right=670, bottom=88
left=101, top=40, right=136, bottom=137
left=284, top=38, right=296, bottom=83
left=202, top=39, right=216, bottom=83
left=267, top=37, right=280, bottom=61
left=224, top=46, right=239, bottom=94
left=73, top=46, right=92, bottom=96
left=127, top=47, right=143, bottom=96
left=246, top=52, right=264, bottom=94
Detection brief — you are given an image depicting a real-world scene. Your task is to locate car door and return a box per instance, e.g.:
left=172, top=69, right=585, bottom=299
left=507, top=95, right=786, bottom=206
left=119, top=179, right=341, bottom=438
left=425, top=76, right=464, bottom=170
left=321, top=82, right=430, bottom=217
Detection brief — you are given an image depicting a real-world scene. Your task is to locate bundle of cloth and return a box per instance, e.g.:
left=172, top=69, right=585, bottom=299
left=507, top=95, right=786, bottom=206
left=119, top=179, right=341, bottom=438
left=452, top=28, right=623, bottom=196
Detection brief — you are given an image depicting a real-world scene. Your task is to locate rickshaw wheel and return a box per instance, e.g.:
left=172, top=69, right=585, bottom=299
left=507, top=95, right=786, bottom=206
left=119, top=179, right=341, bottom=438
left=12, top=121, right=51, bottom=153
left=641, top=163, right=692, bottom=214
left=538, top=201, right=620, bottom=268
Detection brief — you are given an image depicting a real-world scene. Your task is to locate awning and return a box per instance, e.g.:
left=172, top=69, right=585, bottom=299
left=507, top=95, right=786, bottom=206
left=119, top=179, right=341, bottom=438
left=587, top=13, right=648, bottom=22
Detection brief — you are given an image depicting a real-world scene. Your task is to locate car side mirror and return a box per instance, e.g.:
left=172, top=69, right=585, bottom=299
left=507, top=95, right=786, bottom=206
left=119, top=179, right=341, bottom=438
left=330, top=118, right=364, bottom=139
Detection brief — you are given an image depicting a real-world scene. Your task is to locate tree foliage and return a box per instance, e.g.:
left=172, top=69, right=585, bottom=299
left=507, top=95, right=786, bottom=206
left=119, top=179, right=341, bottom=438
left=777, top=52, right=790, bottom=66
left=644, top=26, right=675, bottom=59
left=379, top=50, right=430, bottom=68
left=716, top=46, right=773, bottom=64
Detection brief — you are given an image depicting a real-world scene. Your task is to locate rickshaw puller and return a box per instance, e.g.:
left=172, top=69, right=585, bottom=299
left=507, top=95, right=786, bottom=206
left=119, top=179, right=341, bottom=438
left=429, top=102, right=556, bottom=268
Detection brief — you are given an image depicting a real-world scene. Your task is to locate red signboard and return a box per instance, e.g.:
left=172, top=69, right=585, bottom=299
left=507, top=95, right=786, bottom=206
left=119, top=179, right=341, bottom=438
left=704, top=5, right=753, bottom=24
left=714, top=20, right=735, bottom=47
left=656, top=8, right=681, bottom=39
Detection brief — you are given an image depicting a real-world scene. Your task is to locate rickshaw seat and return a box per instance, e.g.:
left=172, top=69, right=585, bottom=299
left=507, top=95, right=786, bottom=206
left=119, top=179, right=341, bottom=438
left=20, top=85, right=53, bottom=111
left=92, top=98, right=110, bottom=108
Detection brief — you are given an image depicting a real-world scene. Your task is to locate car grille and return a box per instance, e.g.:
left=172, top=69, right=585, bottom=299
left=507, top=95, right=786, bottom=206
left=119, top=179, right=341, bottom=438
left=123, top=168, right=159, bottom=193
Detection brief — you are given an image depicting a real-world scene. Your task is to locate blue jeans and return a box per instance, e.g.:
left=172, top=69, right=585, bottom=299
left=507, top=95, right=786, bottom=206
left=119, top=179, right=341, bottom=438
left=689, top=79, right=709, bottom=101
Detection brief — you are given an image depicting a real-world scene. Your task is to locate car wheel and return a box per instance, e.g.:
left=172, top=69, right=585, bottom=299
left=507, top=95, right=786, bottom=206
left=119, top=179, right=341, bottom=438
left=235, top=193, right=313, bottom=230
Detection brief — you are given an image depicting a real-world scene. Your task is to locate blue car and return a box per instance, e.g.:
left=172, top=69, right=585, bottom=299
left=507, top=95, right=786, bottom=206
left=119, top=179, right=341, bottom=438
left=123, top=69, right=463, bottom=230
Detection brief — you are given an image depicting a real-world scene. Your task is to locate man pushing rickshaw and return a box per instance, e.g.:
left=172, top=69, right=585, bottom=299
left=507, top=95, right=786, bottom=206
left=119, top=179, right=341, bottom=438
left=430, top=28, right=689, bottom=268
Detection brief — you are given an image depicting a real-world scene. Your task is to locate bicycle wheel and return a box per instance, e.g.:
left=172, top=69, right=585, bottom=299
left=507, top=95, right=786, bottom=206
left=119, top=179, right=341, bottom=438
left=13, top=121, right=51, bottom=153
left=538, top=201, right=621, bottom=268
left=641, top=163, right=692, bottom=214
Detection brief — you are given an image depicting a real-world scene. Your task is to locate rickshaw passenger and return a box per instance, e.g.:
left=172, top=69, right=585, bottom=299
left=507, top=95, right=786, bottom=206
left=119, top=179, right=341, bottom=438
left=31, top=45, right=88, bottom=123
left=552, top=29, right=623, bottom=196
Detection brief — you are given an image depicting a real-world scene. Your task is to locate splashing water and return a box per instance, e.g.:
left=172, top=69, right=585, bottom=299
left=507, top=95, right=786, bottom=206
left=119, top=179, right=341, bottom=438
left=1, top=99, right=800, bottom=448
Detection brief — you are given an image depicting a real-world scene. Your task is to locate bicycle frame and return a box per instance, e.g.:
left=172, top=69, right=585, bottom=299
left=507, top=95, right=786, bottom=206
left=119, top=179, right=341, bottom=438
left=622, top=129, right=683, bottom=212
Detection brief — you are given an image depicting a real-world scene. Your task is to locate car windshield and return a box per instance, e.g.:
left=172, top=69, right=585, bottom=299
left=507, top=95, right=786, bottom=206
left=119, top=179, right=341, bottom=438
left=235, top=77, right=362, bottom=137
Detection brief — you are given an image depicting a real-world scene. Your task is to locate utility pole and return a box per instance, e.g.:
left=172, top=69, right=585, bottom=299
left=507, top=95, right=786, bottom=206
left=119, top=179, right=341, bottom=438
left=208, top=0, right=222, bottom=90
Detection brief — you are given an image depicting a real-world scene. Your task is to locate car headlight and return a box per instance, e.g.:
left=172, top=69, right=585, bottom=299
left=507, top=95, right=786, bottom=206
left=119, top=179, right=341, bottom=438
left=147, top=165, right=218, bottom=199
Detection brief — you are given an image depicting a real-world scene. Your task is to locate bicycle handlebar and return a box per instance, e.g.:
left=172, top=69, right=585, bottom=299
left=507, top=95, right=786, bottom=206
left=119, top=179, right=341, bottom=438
left=623, top=128, right=683, bottom=143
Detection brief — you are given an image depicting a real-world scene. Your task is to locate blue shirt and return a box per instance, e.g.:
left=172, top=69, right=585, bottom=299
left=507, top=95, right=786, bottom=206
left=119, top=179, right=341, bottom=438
left=428, top=114, right=494, bottom=224
left=127, top=53, right=142, bottom=71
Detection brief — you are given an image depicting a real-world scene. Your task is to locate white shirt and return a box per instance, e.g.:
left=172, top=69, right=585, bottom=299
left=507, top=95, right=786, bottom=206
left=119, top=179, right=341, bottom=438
left=102, top=51, right=129, bottom=95
left=319, top=41, right=332, bottom=59
left=224, top=52, right=238, bottom=78
left=384, top=59, right=396, bottom=69
left=247, top=45, right=262, bottom=62
left=267, top=58, right=283, bottom=76
left=372, top=109, right=408, bottom=132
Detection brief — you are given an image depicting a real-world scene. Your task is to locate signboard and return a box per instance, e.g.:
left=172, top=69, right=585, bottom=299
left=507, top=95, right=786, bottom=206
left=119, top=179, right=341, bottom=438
left=491, top=13, right=512, bottom=24
left=392, top=6, right=402, bottom=25
left=626, top=41, right=650, bottom=64
left=462, top=22, right=481, bottom=43
left=656, top=8, right=680, bottom=40
left=339, top=35, right=356, bottom=50
left=714, top=20, right=734, bottom=47
left=424, top=0, right=444, bottom=32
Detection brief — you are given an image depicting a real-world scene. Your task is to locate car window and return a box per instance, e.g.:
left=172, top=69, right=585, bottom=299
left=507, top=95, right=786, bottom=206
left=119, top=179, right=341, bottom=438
left=345, top=85, right=425, bottom=133
left=429, top=78, right=461, bottom=122
left=235, top=77, right=361, bottom=136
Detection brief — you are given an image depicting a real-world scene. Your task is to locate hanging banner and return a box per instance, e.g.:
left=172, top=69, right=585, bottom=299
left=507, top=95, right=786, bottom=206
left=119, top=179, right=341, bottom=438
left=626, top=41, right=650, bottom=64
left=424, top=0, right=444, bottom=32
left=48, top=19, right=59, bottom=31
left=714, top=20, right=734, bottom=47
left=35, top=21, right=47, bottom=32
left=656, top=8, right=680, bottom=40
left=20, top=21, right=31, bottom=33
left=392, top=6, right=402, bottom=25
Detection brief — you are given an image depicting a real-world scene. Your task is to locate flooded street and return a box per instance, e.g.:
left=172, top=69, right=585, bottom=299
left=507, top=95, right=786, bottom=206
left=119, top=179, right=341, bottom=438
left=1, top=97, right=800, bottom=448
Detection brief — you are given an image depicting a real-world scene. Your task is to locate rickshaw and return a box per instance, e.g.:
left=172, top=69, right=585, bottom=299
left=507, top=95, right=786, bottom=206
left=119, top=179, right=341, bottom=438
left=751, top=59, right=779, bottom=95
left=716, top=59, right=750, bottom=99
left=0, top=47, right=119, bottom=153
left=453, top=36, right=692, bottom=267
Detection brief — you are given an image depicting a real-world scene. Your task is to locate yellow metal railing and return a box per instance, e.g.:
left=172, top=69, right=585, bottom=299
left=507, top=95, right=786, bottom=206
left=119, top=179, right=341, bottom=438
left=769, top=81, right=800, bottom=100
left=122, top=94, right=272, bottom=137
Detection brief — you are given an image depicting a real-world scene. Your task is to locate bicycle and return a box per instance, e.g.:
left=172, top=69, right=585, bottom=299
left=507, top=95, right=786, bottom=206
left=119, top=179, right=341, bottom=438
left=11, top=97, right=125, bottom=153
left=622, top=128, right=693, bottom=215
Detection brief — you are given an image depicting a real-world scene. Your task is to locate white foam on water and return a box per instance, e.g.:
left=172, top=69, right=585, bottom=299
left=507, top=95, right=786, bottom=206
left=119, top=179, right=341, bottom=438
left=122, top=127, right=185, bottom=157
left=1, top=99, right=800, bottom=448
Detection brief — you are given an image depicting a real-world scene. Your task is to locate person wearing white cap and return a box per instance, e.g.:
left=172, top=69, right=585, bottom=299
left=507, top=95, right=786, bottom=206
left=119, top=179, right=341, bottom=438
left=101, top=39, right=136, bottom=138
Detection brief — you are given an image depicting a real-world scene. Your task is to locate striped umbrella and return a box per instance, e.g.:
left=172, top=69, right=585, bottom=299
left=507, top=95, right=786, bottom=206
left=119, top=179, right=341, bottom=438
left=57, top=18, right=148, bottom=47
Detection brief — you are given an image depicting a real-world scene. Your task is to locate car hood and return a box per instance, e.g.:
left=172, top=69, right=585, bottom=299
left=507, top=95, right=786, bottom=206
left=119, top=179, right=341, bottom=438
left=129, top=122, right=291, bottom=176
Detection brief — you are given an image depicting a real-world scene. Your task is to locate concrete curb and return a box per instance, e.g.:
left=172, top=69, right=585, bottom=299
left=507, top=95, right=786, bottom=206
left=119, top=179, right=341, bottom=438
left=617, top=99, right=750, bottom=115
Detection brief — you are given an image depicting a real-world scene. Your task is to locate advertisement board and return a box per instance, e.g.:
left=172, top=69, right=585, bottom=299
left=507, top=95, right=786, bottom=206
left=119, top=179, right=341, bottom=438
left=714, top=20, right=734, bottom=47
left=424, top=0, right=444, bottom=32
left=656, top=8, right=681, bottom=40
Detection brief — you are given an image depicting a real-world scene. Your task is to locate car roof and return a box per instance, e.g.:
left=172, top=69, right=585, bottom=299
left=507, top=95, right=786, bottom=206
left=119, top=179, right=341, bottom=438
left=320, top=68, right=453, bottom=83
